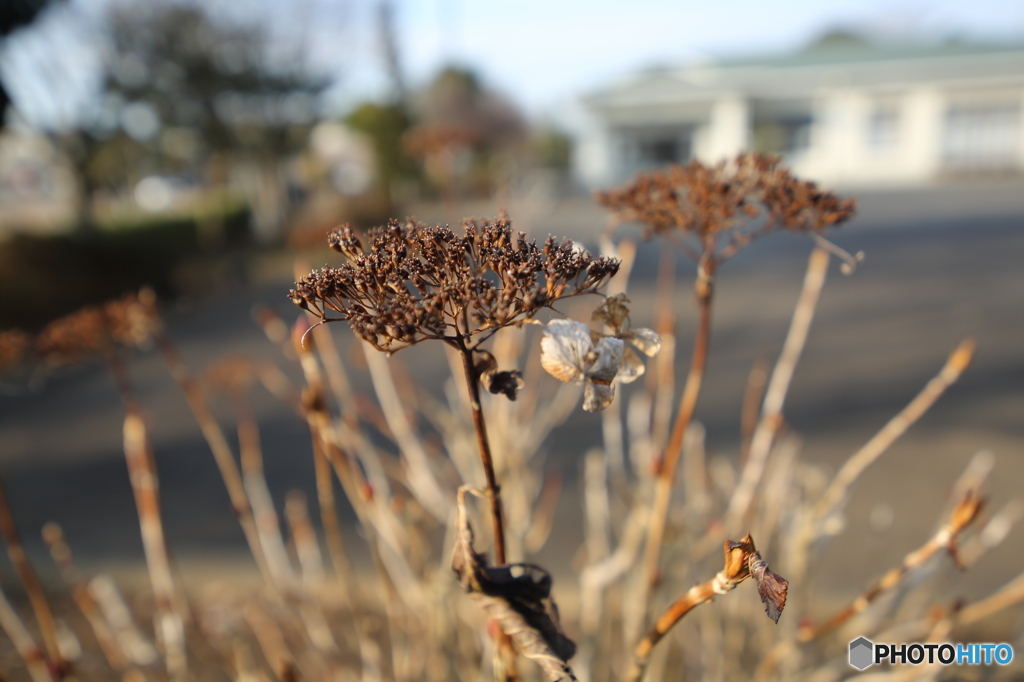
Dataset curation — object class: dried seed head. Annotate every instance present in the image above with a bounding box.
[0,329,32,377]
[35,292,159,366]
[289,217,620,353]
[596,152,855,260]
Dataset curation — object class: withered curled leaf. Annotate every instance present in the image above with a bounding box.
[748,551,789,624]
[453,487,577,681]
[592,293,631,333]
[474,350,524,401]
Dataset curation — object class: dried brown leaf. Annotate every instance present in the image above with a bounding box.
[748,551,789,624]
[453,487,577,681]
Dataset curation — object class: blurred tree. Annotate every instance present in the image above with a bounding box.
[48,1,327,238]
[0,0,56,129]
[345,101,413,197]
[92,2,328,241]
[405,66,526,197]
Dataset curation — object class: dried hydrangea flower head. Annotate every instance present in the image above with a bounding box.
[592,294,662,383]
[35,291,158,366]
[289,217,620,355]
[596,152,856,266]
[540,319,623,412]
[0,329,32,377]
[538,296,662,412]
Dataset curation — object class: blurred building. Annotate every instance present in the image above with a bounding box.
[574,34,1024,188]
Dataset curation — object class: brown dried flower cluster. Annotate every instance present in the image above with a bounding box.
[596,152,855,261]
[0,329,32,376]
[34,291,158,366]
[290,217,620,353]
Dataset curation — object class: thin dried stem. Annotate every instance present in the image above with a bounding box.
[643,255,715,588]
[0,473,64,673]
[41,524,131,672]
[812,339,976,524]
[152,327,275,589]
[284,491,326,587]
[122,412,186,679]
[798,491,983,642]
[0,580,53,682]
[231,389,295,589]
[364,343,450,521]
[457,343,507,565]
[107,353,187,679]
[625,534,786,682]
[957,570,1024,626]
[727,247,830,530]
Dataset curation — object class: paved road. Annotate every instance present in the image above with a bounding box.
[0,182,1021,604]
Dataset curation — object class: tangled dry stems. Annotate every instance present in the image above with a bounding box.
[0,157,1019,682]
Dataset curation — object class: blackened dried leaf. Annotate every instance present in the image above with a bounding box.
[475,350,524,401]
[748,552,789,624]
[484,370,524,401]
[453,488,577,681]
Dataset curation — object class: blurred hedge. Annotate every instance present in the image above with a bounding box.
[0,208,250,330]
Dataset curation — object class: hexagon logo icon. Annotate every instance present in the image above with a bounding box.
[849,637,874,671]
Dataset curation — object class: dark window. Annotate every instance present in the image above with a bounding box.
[640,137,680,164]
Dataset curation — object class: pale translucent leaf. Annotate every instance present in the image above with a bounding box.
[617,346,645,384]
[588,336,624,384]
[540,320,591,383]
[583,381,615,412]
[624,327,662,357]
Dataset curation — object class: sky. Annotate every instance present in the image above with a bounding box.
[3,0,1024,130]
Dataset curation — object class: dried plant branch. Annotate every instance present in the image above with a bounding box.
[0,580,53,682]
[149,316,275,589]
[0,473,64,673]
[727,247,830,530]
[205,357,296,590]
[643,253,714,588]
[798,491,983,642]
[625,534,787,682]
[284,491,326,587]
[812,339,976,525]
[957,570,1024,626]
[457,343,508,564]
[41,524,131,672]
[121,410,188,679]
[364,343,451,522]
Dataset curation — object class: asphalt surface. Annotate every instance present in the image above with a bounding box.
[0,181,1021,606]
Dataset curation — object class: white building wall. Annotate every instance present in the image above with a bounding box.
[571,106,616,187]
[900,87,945,182]
[699,97,749,162]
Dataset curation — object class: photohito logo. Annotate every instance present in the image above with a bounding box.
[849,637,1014,671]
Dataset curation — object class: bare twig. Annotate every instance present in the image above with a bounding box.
[41,523,130,672]
[122,411,187,678]
[797,492,983,642]
[812,340,976,525]
[150,321,274,588]
[727,247,830,530]
[625,534,786,682]
[0,581,53,682]
[0,473,63,672]
[643,254,716,588]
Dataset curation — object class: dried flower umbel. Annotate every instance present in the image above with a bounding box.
[34,292,157,366]
[290,217,620,355]
[292,217,618,676]
[596,152,856,265]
